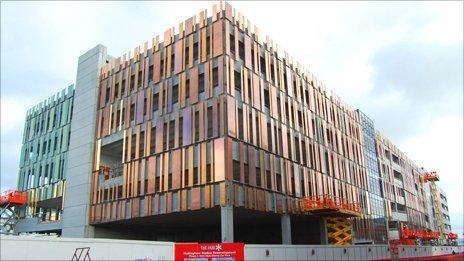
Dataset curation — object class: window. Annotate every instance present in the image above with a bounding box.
[130,75,135,92]
[195,110,200,142]
[287,132,292,159]
[130,103,135,122]
[244,162,249,184]
[184,169,189,187]
[143,98,147,117]
[234,71,241,92]
[185,46,190,65]
[179,117,183,146]
[138,71,142,87]
[172,84,179,104]
[212,67,218,87]
[160,58,165,76]
[193,42,199,61]
[256,167,261,187]
[206,35,210,57]
[267,123,272,151]
[301,140,307,165]
[150,126,156,153]
[260,56,266,76]
[230,32,235,55]
[294,137,300,162]
[185,79,190,99]
[198,73,205,94]
[206,164,212,182]
[122,79,126,95]
[238,40,245,61]
[248,113,253,143]
[42,141,47,155]
[163,122,168,150]
[270,63,275,83]
[170,53,175,73]
[237,108,244,140]
[152,92,159,112]
[121,108,125,126]
[264,88,270,109]
[169,120,175,148]
[115,83,120,98]
[139,131,145,157]
[148,65,153,82]
[116,109,121,128]
[233,160,240,181]
[207,106,213,138]
[184,152,189,186]
[105,87,110,104]
[276,172,282,192]
[155,177,160,192]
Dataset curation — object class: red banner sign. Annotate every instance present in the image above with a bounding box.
[174,243,244,261]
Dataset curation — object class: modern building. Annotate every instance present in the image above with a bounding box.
[13,2,452,245]
[15,85,74,234]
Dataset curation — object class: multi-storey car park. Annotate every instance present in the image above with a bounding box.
[2,1,457,247]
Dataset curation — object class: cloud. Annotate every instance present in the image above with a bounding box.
[364,38,463,143]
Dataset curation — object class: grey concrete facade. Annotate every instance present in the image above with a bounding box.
[221,206,234,242]
[15,218,62,234]
[281,214,292,244]
[61,45,107,238]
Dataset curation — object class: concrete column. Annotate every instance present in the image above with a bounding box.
[320,218,328,245]
[62,45,108,238]
[281,214,292,244]
[221,206,234,242]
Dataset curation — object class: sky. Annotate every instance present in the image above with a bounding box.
[1,1,463,237]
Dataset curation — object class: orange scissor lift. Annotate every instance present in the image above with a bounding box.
[422,171,447,245]
[400,224,440,245]
[301,195,361,245]
[447,232,459,246]
[0,190,28,235]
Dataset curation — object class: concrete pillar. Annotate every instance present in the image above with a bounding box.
[281,214,292,244]
[320,218,328,245]
[221,206,234,242]
[62,45,108,238]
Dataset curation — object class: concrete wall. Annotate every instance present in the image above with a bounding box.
[0,236,173,261]
[397,245,464,259]
[2,236,462,261]
[245,244,390,261]
[15,218,61,234]
[61,45,107,238]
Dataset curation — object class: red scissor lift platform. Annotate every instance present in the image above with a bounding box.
[0,190,28,207]
[0,190,28,235]
[400,225,440,244]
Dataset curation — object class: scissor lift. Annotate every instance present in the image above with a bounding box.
[301,195,361,245]
[447,232,458,246]
[422,172,446,245]
[0,190,28,235]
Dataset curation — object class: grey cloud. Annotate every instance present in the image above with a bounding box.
[363,38,463,142]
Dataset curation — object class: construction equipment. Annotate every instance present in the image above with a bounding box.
[301,195,361,245]
[0,190,28,235]
[447,232,458,246]
[422,171,446,245]
[301,195,361,217]
[400,222,440,241]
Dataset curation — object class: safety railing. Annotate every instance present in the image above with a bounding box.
[0,190,28,206]
[301,194,361,216]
